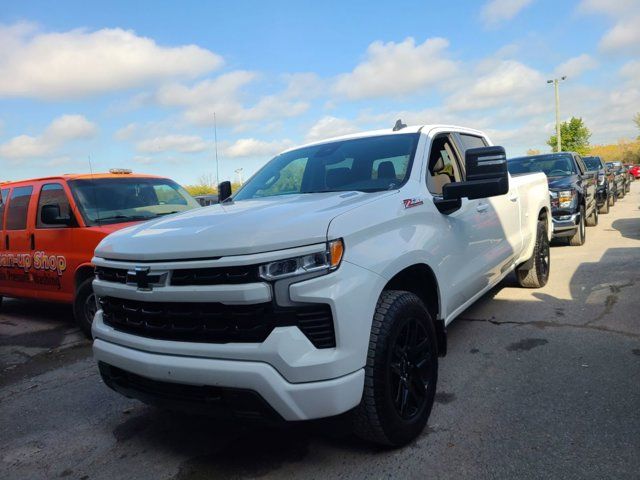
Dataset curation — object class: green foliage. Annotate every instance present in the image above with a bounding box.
[184,181,243,197]
[589,139,640,165]
[546,117,591,155]
[634,112,640,139]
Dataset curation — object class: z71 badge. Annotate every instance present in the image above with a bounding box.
[403,198,424,209]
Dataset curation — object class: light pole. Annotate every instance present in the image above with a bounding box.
[547,76,566,152]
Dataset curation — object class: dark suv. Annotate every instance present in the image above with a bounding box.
[583,156,614,213]
[508,152,597,246]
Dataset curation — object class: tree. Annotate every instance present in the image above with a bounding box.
[526,148,541,155]
[634,112,640,139]
[546,117,591,155]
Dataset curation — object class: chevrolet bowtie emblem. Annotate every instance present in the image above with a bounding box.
[134,266,152,291]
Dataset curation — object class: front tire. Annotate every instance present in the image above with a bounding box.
[599,197,610,214]
[569,206,586,246]
[516,220,550,288]
[608,192,615,207]
[353,291,438,447]
[73,277,96,338]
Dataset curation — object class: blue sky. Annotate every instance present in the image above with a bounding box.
[1,0,639,186]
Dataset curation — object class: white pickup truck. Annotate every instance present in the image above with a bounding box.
[91,124,551,446]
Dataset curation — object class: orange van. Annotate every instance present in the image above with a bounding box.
[0,170,199,336]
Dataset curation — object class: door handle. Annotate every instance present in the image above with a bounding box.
[30,234,35,250]
[476,203,489,213]
[509,195,518,202]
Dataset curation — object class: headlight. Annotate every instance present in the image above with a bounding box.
[555,190,576,208]
[259,239,344,280]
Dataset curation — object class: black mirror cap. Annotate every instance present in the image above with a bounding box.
[465,146,508,182]
[41,204,71,225]
[218,181,232,202]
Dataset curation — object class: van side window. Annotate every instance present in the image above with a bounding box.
[37,183,71,228]
[6,186,33,230]
[426,135,463,196]
[0,188,8,230]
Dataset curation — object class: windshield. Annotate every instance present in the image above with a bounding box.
[234,134,420,200]
[69,177,200,225]
[582,156,602,171]
[508,153,577,177]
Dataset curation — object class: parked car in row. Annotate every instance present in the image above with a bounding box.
[91,123,552,447]
[629,164,640,180]
[0,170,200,335]
[583,155,615,214]
[508,152,597,246]
[606,161,628,199]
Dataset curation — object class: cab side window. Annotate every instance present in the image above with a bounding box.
[426,135,463,196]
[574,155,586,174]
[458,134,487,151]
[0,188,8,230]
[6,186,33,230]
[37,183,71,228]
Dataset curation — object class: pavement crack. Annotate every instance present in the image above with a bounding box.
[458,317,640,339]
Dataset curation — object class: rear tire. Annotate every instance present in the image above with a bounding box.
[599,197,610,214]
[352,291,438,447]
[569,206,586,246]
[73,277,96,338]
[516,220,550,288]
[586,205,598,227]
[608,193,615,207]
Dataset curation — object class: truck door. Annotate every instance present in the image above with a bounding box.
[1,185,36,298]
[454,133,523,282]
[575,155,596,215]
[426,133,496,314]
[32,182,75,302]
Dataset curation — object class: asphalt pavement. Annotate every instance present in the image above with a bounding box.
[1,185,639,480]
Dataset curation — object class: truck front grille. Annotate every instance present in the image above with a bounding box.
[100,297,335,348]
[95,265,260,286]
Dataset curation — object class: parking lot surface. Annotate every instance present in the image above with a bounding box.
[1,186,639,480]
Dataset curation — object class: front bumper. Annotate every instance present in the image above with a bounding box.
[94,339,364,421]
[552,212,580,238]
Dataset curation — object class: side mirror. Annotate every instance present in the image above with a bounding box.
[218,181,232,202]
[41,204,71,225]
[444,146,509,201]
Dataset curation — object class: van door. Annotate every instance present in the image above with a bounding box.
[32,182,75,302]
[1,185,36,298]
[0,187,10,292]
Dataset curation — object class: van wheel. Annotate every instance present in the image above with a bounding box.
[516,220,550,288]
[586,205,598,227]
[73,277,96,338]
[569,206,586,246]
[599,198,610,214]
[352,291,438,447]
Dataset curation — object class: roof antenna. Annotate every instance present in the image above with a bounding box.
[392,119,407,131]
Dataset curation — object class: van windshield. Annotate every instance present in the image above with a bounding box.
[234,134,420,200]
[69,177,199,226]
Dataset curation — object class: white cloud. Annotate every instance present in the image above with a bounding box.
[333,37,458,100]
[0,23,222,99]
[555,54,598,78]
[224,138,293,158]
[578,1,640,52]
[135,134,209,154]
[114,123,139,141]
[305,116,360,142]
[481,0,534,26]
[155,71,309,127]
[0,114,97,160]
[446,60,544,111]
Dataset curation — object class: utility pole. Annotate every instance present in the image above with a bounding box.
[547,76,566,152]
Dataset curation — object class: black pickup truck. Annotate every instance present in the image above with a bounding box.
[508,152,597,246]
[583,155,615,213]
[606,161,628,199]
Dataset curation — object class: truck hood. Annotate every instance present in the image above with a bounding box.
[547,175,578,191]
[94,191,391,261]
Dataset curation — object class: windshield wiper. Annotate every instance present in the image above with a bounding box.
[154,211,181,217]
[95,215,155,223]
